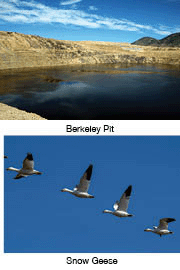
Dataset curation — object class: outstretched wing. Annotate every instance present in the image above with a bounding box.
[14,173,28,179]
[22,153,34,170]
[158,218,176,230]
[75,164,93,193]
[114,185,132,211]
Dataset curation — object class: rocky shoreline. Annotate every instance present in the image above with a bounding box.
[0,103,46,120]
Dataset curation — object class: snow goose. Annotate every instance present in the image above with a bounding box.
[144,218,176,237]
[103,185,133,217]
[61,164,94,198]
[6,152,42,179]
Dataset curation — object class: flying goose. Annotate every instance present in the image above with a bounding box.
[61,164,94,198]
[6,152,42,179]
[103,185,133,217]
[144,218,176,237]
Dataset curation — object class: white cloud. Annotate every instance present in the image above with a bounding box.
[89,6,98,11]
[60,0,82,5]
[0,0,178,36]
[8,0,19,3]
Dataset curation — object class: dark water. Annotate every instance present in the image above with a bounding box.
[0,64,180,119]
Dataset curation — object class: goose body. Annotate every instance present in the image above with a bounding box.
[6,153,42,179]
[61,164,94,198]
[144,218,176,237]
[103,185,133,218]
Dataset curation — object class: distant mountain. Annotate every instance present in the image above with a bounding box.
[132,33,180,47]
[160,33,180,46]
[132,37,160,46]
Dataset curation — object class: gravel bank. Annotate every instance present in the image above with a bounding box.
[0,103,46,120]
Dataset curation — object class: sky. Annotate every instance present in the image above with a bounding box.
[4,135,180,253]
[0,0,180,42]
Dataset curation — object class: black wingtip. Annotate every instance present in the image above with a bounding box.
[125,185,132,197]
[26,153,33,160]
[86,164,93,180]
[14,176,23,180]
[167,218,176,223]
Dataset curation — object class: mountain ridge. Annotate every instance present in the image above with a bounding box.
[132,33,180,47]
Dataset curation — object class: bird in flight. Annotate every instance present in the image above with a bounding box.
[103,185,133,217]
[61,164,94,198]
[144,218,176,237]
[6,152,42,179]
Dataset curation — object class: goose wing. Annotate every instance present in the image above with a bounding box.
[74,164,93,193]
[113,185,132,211]
[158,218,176,230]
[22,153,34,170]
[14,173,27,179]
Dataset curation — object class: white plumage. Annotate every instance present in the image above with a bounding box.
[144,218,176,237]
[61,164,94,198]
[6,153,42,179]
[103,185,133,217]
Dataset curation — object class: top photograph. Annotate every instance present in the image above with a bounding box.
[0,0,179,120]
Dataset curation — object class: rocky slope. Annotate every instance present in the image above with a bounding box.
[0,31,180,69]
[0,103,46,120]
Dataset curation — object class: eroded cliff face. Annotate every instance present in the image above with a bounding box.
[0,31,180,70]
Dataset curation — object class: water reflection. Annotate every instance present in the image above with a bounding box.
[34,81,92,103]
[0,64,180,119]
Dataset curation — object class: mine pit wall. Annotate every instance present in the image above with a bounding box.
[1,52,179,70]
[0,31,180,70]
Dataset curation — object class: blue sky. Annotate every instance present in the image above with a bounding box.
[0,0,180,42]
[4,136,180,253]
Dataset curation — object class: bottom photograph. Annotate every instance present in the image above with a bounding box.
[4,136,180,253]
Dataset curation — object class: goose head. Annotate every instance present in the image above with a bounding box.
[61,188,73,193]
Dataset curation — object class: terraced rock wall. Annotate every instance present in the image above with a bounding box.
[0,31,180,70]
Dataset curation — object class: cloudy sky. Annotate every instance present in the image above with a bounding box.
[0,0,180,43]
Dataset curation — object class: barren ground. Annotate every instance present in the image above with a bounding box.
[0,31,180,70]
[0,103,46,120]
